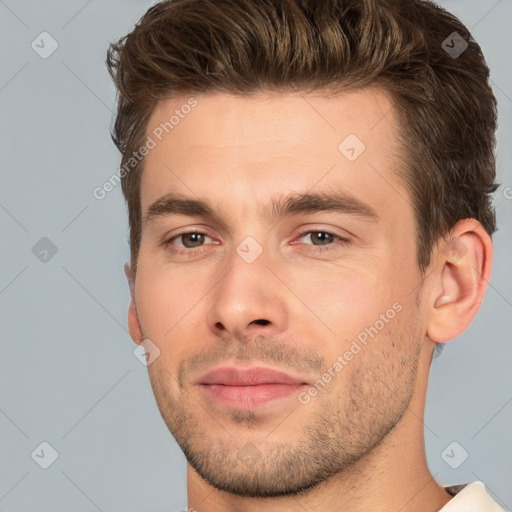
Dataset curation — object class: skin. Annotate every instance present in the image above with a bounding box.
[125,88,493,512]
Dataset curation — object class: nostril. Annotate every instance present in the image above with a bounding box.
[251,319,270,326]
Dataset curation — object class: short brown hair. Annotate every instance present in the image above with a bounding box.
[107,0,499,275]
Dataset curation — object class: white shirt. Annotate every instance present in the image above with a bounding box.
[439,481,507,511]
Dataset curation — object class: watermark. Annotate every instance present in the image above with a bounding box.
[442,238,467,263]
[298,301,403,405]
[338,133,366,162]
[441,32,468,59]
[441,441,469,469]
[32,237,58,263]
[237,442,263,466]
[503,186,512,200]
[236,236,264,263]
[31,32,59,59]
[93,97,198,200]
[31,441,59,469]
[133,338,161,366]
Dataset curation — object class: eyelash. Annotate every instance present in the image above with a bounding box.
[163,229,350,255]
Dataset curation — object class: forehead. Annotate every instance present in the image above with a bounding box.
[140,88,407,222]
[146,87,397,154]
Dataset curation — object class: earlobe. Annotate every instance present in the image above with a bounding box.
[426,220,493,344]
[125,262,143,345]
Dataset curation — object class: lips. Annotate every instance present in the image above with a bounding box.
[197,366,310,409]
[198,367,308,386]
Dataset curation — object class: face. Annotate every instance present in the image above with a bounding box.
[130,88,428,497]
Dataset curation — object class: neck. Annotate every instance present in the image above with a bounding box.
[186,343,453,512]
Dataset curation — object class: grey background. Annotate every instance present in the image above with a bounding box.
[0,1,510,511]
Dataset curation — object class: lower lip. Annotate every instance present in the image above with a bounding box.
[199,383,307,409]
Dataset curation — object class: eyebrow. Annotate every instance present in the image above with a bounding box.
[143,190,379,226]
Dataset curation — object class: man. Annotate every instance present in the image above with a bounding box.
[107,0,505,510]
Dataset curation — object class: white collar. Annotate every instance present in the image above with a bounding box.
[440,481,507,512]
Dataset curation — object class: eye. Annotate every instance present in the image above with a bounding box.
[296,230,349,248]
[162,228,350,256]
[166,230,214,250]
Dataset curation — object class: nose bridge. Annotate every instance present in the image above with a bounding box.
[216,234,270,311]
[207,233,287,338]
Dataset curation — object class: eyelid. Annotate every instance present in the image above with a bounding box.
[162,225,212,240]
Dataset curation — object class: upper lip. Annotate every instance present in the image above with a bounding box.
[197,366,309,386]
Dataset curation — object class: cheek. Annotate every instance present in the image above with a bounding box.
[135,264,216,378]
[135,267,192,342]
[285,263,390,328]
[287,264,415,368]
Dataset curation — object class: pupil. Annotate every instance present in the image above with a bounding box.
[184,233,204,248]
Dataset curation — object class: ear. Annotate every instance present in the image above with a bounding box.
[426,219,493,344]
[125,263,143,345]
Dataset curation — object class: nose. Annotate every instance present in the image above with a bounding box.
[206,245,288,341]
